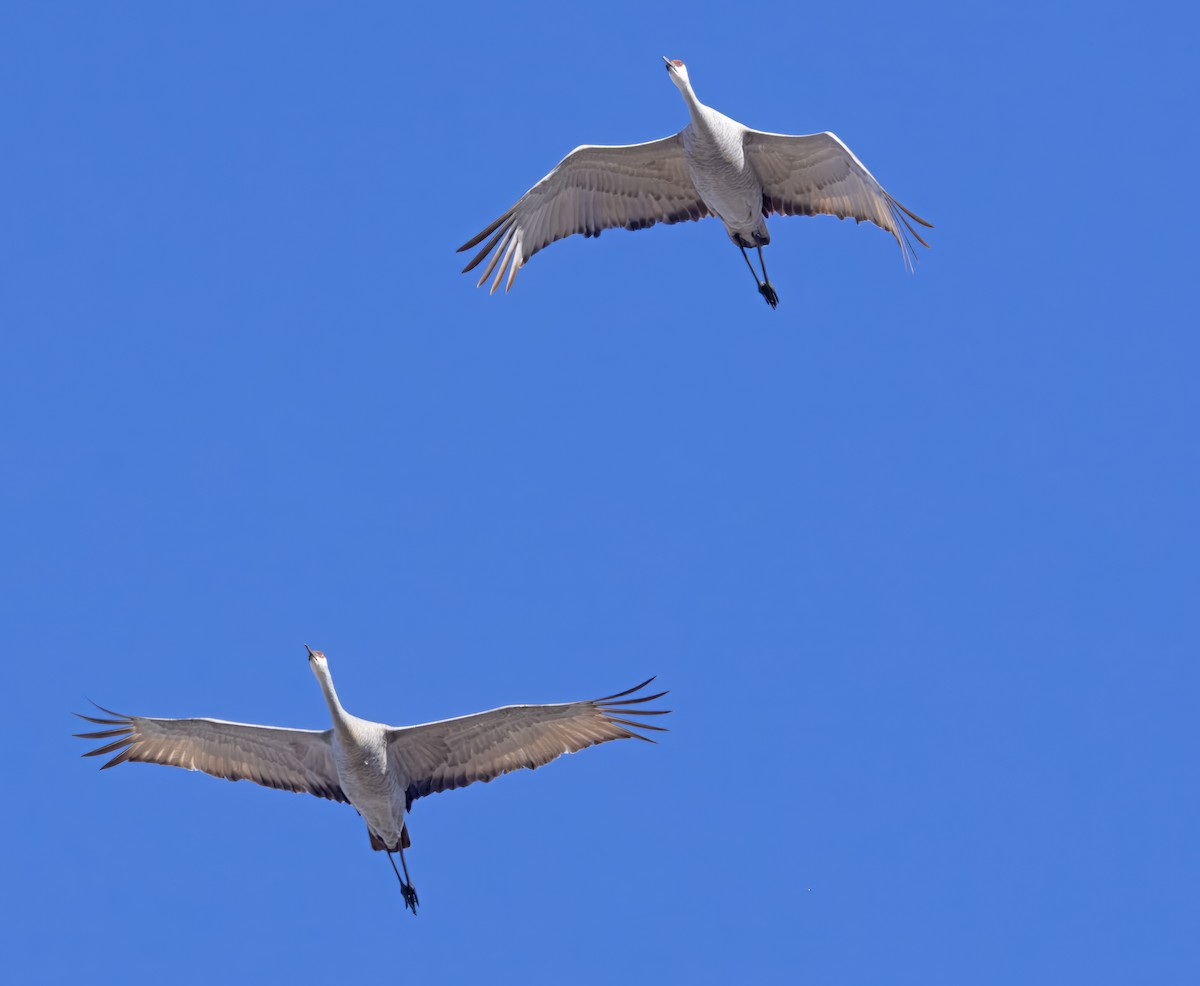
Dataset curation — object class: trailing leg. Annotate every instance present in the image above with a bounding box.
[738,245,779,309]
[755,246,779,309]
[387,850,420,914]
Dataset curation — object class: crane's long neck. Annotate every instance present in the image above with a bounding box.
[675,79,707,127]
[674,78,741,163]
[311,661,354,736]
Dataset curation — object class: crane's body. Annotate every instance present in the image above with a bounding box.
[312,655,410,855]
[75,647,668,914]
[678,96,768,248]
[459,57,932,308]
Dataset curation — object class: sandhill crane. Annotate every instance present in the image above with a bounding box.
[74,647,669,914]
[459,56,932,308]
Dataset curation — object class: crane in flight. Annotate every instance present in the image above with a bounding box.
[75,646,669,914]
[460,57,932,308]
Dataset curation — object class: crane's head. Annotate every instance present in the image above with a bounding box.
[305,644,327,668]
[662,56,690,89]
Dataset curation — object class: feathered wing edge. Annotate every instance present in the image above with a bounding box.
[74,703,170,770]
[762,182,933,273]
[458,206,524,295]
[875,195,933,274]
[588,676,672,740]
[875,195,932,273]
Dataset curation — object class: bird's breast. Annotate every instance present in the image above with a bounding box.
[682,124,763,233]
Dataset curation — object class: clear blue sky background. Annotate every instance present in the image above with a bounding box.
[3,2,1196,983]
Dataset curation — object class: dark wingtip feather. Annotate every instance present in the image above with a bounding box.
[101,747,136,769]
[606,715,669,733]
[461,217,516,274]
[596,677,671,742]
[458,208,516,254]
[894,199,934,229]
[82,737,136,759]
[905,217,931,249]
[74,701,137,767]
[75,700,132,727]
[74,712,125,726]
[88,700,131,719]
[594,677,657,703]
[603,689,669,707]
[73,727,132,739]
[607,708,671,717]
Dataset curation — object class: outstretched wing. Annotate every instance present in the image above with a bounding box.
[744,129,933,270]
[388,678,669,809]
[74,704,348,803]
[458,136,707,294]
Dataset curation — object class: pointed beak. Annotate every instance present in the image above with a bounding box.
[662,56,672,68]
[305,644,316,659]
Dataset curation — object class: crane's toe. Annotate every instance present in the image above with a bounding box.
[402,883,420,914]
[759,282,779,309]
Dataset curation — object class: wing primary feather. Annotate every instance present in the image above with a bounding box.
[490,236,519,294]
[74,713,126,726]
[600,691,669,707]
[76,701,130,722]
[74,726,132,740]
[603,719,660,740]
[458,209,515,253]
[605,715,668,733]
[462,218,515,274]
[897,208,931,248]
[505,242,522,292]
[594,677,658,703]
[81,736,136,758]
[477,227,514,286]
[88,701,130,719]
[102,747,137,770]
[893,199,934,229]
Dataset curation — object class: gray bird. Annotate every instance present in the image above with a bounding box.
[75,647,669,914]
[459,56,932,308]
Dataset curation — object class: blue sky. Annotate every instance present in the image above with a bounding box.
[3,2,1197,983]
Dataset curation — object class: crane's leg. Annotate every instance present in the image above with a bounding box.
[387,850,420,914]
[739,245,779,309]
[756,246,779,309]
[398,845,418,909]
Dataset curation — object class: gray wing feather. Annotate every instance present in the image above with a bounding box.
[744,129,933,270]
[458,136,707,293]
[74,704,348,803]
[388,679,670,810]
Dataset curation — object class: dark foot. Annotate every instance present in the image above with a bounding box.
[759,281,779,309]
[401,882,419,914]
